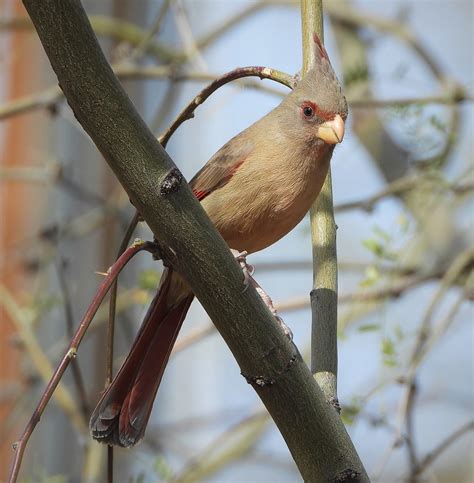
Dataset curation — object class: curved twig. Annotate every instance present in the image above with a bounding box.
[8,240,156,483]
[411,420,474,479]
[158,66,295,147]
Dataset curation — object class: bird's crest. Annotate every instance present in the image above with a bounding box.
[288,31,347,121]
[312,33,330,63]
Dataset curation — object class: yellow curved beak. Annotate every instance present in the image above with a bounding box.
[317,114,345,144]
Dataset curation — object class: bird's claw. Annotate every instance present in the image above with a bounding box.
[275,315,293,340]
[255,286,293,340]
[231,248,292,340]
[231,249,254,291]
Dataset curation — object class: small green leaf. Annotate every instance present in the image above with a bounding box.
[381,337,395,356]
[342,399,363,425]
[429,115,447,133]
[359,265,380,288]
[394,325,404,341]
[34,294,61,314]
[373,226,392,242]
[358,323,380,332]
[130,473,145,483]
[362,238,385,257]
[381,337,398,367]
[154,453,174,480]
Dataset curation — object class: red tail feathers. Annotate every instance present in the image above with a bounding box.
[90,268,193,447]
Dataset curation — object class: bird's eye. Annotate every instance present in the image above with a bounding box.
[303,106,314,118]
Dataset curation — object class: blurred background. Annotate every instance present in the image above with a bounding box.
[0,0,473,481]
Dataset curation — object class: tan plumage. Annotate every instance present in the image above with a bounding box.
[90,33,348,447]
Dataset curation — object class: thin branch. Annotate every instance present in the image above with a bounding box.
[7,240,156,483]
[0,286,86,434]
[275,269,445,313]
[408,246,474,369]
[172,0,207,70]
[335,177,474,213]
[127,0,173,62]
[411,420,474,478]
[158,66,295,147]
[172,411,270,483]
[0,161,60,182]
[349,91,473,108]
[324,2,450,82]
[194,1,267,53]
[1,62,469,122]
[55,258,90,419]
[105,211,140,483]
[0,65,287,122]
[0,85,63,120]
[173,321,215,354]
[375,248,474,480]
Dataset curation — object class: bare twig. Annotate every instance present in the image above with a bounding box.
[335,177,474,213]
[172,411,270,482]
[105,211,140,483]
[407,246,474,370]
[7,240,156,483]
[374,248,474,480]
[173,321,215,354]
[127,0,173,62]
[1,63,469,122]
[0,161,61,182]
[0,85,63,120]
[411,420,474,479]
[0,286,86,434]
[172,0,207,70]
[158,66,295,147]
[55,259,90,419]
[275,269,447,314]
[349,91,473,108]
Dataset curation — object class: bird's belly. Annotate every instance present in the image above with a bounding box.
[202,174,324,254]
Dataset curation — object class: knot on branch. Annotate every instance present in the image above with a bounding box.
[330,396,341,413]
[242,374,275,387]
[334,468,362,482]
[241,353,298,388]
[160,168,183,195]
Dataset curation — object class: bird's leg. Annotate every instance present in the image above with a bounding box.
[231,249,293,340]
[231,250,254,289]
[253,281,293,340]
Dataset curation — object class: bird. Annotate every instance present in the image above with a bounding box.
[90,33,348,447]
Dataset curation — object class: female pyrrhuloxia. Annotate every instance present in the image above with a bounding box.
[90,33,348,447]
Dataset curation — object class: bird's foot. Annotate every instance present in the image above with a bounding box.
[230,248,292,340]
[254,286,293,340]
[231,249,255,290]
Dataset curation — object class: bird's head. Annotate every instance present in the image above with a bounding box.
[284,33,348,148]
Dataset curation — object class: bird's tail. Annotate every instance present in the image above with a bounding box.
[89,268,193,447]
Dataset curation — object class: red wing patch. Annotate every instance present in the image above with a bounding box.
[193,189,210,201]
[192,158,246,202]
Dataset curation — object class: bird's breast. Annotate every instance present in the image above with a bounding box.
[201,145,332,254]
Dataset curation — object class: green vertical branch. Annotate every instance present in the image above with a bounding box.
[301,0,339,407]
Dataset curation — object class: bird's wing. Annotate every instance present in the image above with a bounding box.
[189,132,254,201]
